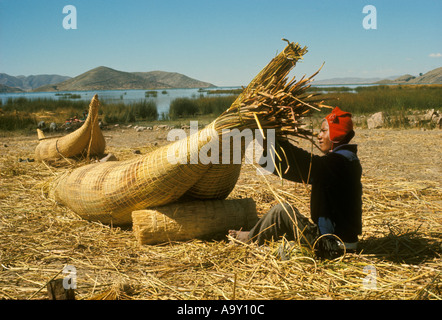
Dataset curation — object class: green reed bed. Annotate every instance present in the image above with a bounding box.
[316,84,442,116]
[169,95,237,119]
[0,98,87,132]
[1,85,440,131]
[0,112,37,131]
[2,97,88,114]
[101,100,158,124]
[0,97,159,130]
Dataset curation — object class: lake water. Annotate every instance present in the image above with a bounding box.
[0,84,377,115]
[0,87,242,116]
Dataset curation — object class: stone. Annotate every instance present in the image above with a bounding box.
[424,109,435,121]
[100,153,118,162]
[49,122,57,132]
[367,112,385,129]
[37,121,46,129]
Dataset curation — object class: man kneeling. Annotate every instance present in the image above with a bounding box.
[229,107,363,260]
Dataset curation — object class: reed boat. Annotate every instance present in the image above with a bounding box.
[48,40,329,225]
[35,94,105,162]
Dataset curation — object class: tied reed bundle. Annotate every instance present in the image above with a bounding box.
[179,40,329,198]
[214,39,329,138]
[48,40,327,225]
[132,198,258,245]
[34,94,106,163]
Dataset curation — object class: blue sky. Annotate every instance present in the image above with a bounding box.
[0,0,441,86]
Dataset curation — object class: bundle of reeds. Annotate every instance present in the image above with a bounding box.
[48,40,328,225]
[132,198,258,245]
[187,40,329,196]
[214,39,328,138]
[35,94,106,163]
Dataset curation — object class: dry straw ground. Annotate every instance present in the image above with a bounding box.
[0,126,441,300]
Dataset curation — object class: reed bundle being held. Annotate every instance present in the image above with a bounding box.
[215,39,328,138]
[35,94,106,163]
[48,40,328,226]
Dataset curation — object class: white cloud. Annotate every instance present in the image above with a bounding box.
[429,53,442,58]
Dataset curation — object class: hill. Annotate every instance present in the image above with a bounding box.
[313,67,442,85]
[409,67,442,84]
[312,76,395,85]
[33,67,215,92]
[0,83,24,93]
[0,73,71,91]
[375,67,442,84]
[133,70,214,89]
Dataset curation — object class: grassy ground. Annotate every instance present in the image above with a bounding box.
[0,125,440,300]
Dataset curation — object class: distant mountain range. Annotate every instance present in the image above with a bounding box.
[312,67,442,85]
[33,67,215,92]
[312,76,395,85]
[0,73,71,92]
[1,66,440,93]
[0,83,24,93]
[374,67,442,85]
[0,67,215,92]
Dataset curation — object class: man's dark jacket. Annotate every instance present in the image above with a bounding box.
[269,139,363,243]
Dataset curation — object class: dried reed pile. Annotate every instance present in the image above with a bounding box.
[34,94,105,163]
[0,128,440,300]
[47,40,329,225]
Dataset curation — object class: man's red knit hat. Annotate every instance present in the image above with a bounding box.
[325,107,354,143]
